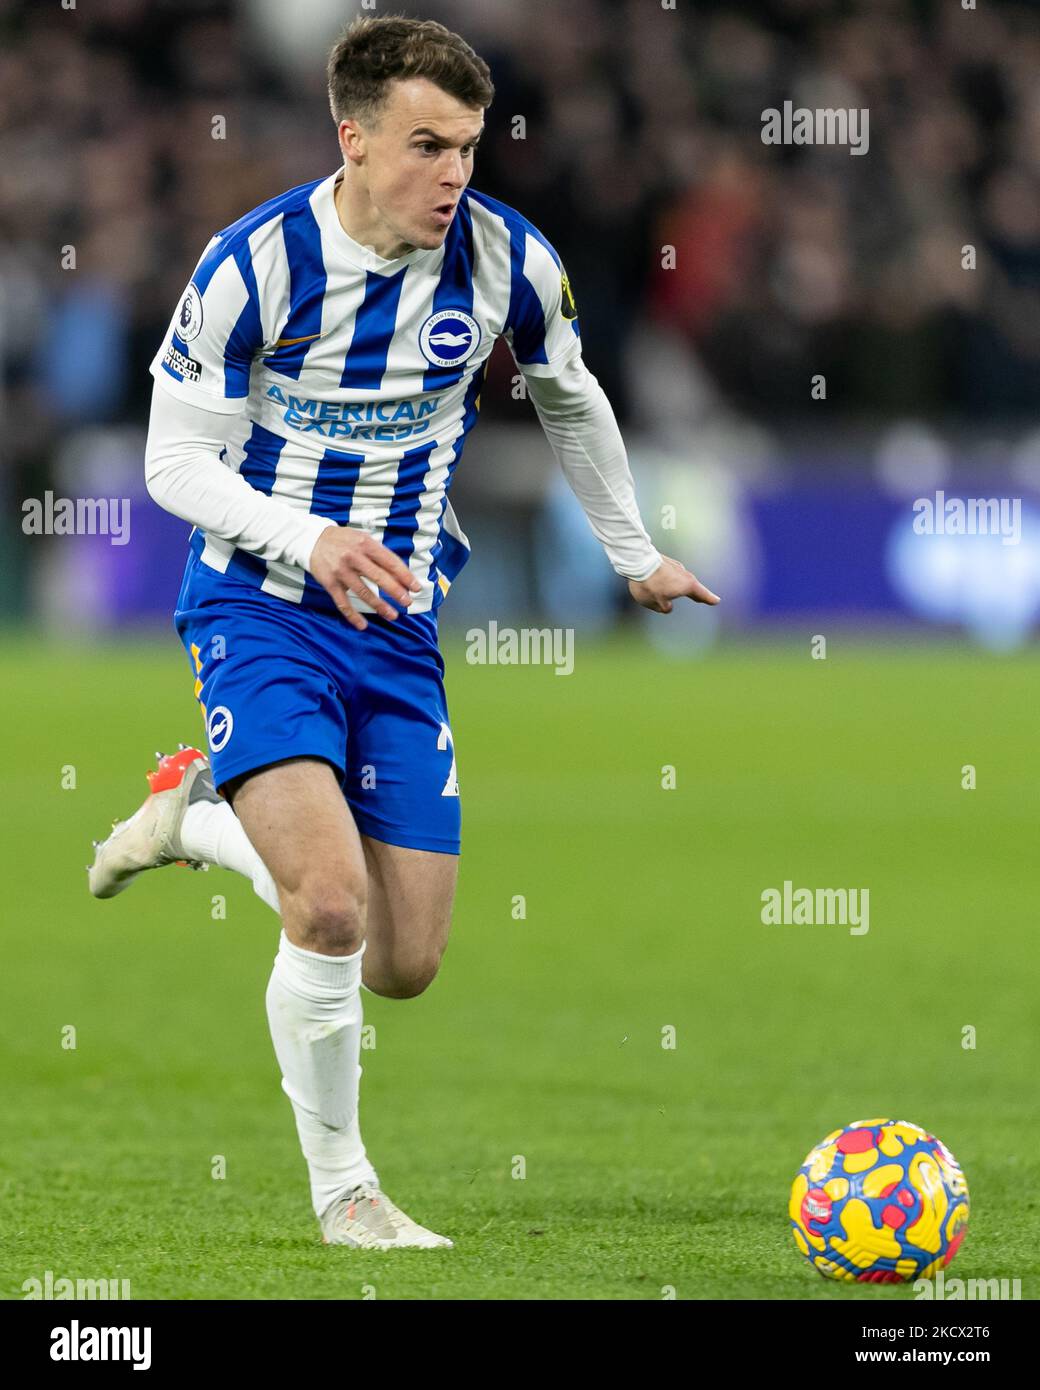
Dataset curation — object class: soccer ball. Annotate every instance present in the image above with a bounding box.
[789,1119,969,1283]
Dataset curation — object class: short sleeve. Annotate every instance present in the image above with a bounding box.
[505,226,583,379]
[149,235,264,413]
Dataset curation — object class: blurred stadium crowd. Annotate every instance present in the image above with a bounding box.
[2,0,1039,639]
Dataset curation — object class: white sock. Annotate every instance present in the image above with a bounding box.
[180,799,280,914]
[265,929,379,1218]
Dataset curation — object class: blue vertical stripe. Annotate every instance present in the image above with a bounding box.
[262,202,327,380]
[224,242,264,397]
[223,422,286,587]
[505,220,550,367]
[428,363,485,600]
[364,440,443,615]
[224,546,269,587]
[308,445,366,523]
[238,421,286,494]
[301,444,367,609]
[339,268,408,389]
[380,440,438,578]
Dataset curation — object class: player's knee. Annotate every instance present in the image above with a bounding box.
[288,881,367,955]
[370,947,443,999]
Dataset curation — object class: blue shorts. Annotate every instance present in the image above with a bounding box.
[173,549,461,855]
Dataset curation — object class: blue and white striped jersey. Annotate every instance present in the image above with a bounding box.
[150,167,582,613]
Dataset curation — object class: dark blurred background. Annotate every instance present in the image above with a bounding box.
[3,0,1040,648]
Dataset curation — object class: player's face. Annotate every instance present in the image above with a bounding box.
[340,78,484,255]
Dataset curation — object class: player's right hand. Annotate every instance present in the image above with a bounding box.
[309,525,422,630]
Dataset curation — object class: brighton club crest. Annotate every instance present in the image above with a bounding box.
[418,309,481,368]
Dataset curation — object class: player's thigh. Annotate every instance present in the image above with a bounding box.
[360,835,459,998]
[177,588,367,953]
[227,758,368,955]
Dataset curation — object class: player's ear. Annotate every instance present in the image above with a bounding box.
[339,119,365,164]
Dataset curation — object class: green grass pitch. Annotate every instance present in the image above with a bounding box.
[1,633,1036,1300]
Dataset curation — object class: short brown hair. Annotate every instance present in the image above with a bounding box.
[327,14,494,128]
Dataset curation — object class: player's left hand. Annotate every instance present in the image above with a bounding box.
[627,555,720,613]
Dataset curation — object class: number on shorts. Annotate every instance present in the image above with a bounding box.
[437,721,458,797]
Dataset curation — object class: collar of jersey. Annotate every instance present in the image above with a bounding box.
[317,170,442,275]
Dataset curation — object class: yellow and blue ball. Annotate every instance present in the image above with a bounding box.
[789,1119,969,1282]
